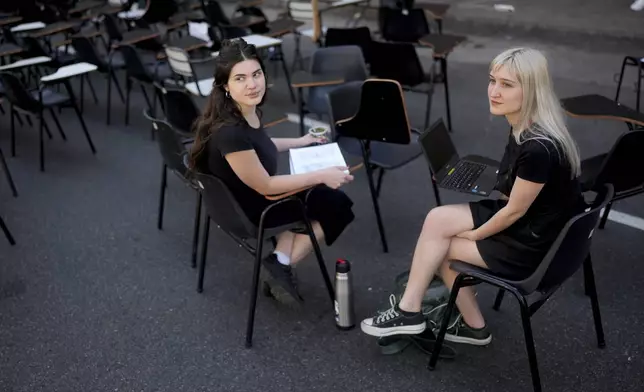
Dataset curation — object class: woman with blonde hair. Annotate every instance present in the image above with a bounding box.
[360,47,583,345]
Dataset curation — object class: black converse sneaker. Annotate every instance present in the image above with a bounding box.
[444,317,492,346]
[361,295,427,337]
[261,254,303,303]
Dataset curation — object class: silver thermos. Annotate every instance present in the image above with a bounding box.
[334,259,355,330]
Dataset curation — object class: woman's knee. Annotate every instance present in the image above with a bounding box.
[422,204,474,238]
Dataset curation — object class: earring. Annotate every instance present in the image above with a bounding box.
[225,91,230,98]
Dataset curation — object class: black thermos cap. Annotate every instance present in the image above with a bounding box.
[336,259,351,273]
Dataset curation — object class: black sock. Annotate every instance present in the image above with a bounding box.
[397,305,420,317]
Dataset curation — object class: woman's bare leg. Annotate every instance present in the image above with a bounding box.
[289,222,324,264]
[398,204,476,312]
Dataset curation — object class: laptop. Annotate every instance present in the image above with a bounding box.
[419,119,499,196]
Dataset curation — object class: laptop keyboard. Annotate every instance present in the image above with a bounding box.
[442,161,486,190]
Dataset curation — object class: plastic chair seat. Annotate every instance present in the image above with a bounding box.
[145,62,173,83]
[30,88,70,107]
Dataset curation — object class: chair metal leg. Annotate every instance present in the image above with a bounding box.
[62,81,96,155]
[615,57,629,102]
[191,191,202,269]
[157,164,167,230]
[440,58,453,132]
[298,198,335,305]
[637,62,643,112]
[196,216,211,293]
[48,109,67,141]
[277,46,296,103]
[516,293,542,392]
[0,214,16,245]
[598,202,612,229]
[110,69,126,103]
[42,118,53,139]
[125,77,132,125]
[493,289,505,311]
[86,74,99,104]
[10,106,16,157]
[80,73,85,113]
[24,114,32,127]
[424,87,434,131]
[428,273,463,370]
[0,147,18,197]
[362,144,388,253]
[245,222,266,348]
[583,255,606,348]
[297,87,305,136]
[39,109,45,172]
[430,175,442,206]
[375,167,385,198]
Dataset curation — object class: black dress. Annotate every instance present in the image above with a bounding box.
[199,121,354,245]
[470,128,584,280]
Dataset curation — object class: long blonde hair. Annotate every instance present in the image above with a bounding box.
[490,48,580,178]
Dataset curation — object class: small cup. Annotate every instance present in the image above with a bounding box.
[309,127,330,143]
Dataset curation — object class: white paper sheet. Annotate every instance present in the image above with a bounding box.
[289,143,347,175]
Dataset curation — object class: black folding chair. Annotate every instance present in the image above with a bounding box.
[327,78,423,253]
[117,44,172,125]
[369,41,434,130]
[614,55,643,112]
[143,109,202,268]
[428,184,614,392]
[292,45,368,136]
[195,173,334,347]
[71,35,127,123]
[578,130,644,229]
[324,26,373,65]
[378,6,431,43]
[155,84,200,136]
[0,71,96,171]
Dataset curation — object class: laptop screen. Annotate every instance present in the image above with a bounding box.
[419,120,458,174]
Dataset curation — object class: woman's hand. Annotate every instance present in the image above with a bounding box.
[318,166,353,189]
[456,230,481,241]
[299,133,328,147]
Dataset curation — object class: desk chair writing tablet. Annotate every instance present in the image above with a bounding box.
[561,94,644,130]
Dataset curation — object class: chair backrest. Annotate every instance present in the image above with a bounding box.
[0,72,40,113]
[287,0,322,42]
[369,41,426,86]
[325,80,363,141]
[117,44,152,81]
[21,36,50,58]
[334,79,412,144]
[143,109,191,179]
[592,130,644,193]
[324,27,373,64]
[158,85,201,135]
[71,36,106,70]
[234,5,269,34]
[204,0,231,26]
[309,45,367,82]
[197,172,257,239]
[164,46,195,78]
[103,13,124,42]
[379,6,430,42]
[515,184,614,293]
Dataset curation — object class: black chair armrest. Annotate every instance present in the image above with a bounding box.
[449,260,517,290]
[290,71,345,88]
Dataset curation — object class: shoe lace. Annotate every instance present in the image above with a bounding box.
[374,294,400,325]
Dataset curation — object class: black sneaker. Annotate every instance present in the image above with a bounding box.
[361,295,427,337]
[444,318,492,346]
[261,254,303,303]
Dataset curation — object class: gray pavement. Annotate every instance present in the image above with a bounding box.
[1,3,644,392]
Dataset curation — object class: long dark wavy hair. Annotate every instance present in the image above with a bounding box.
[189,38,267,171]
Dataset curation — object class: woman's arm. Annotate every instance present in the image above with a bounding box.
[271,134,322,152]
[225,149,347,195]
[470,177,544,240]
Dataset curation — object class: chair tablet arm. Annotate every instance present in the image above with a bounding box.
[264,163,364,201]
[263,116,288,128]
[290,71,345,88]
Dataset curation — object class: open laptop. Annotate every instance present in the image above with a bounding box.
[419,119,499,196]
